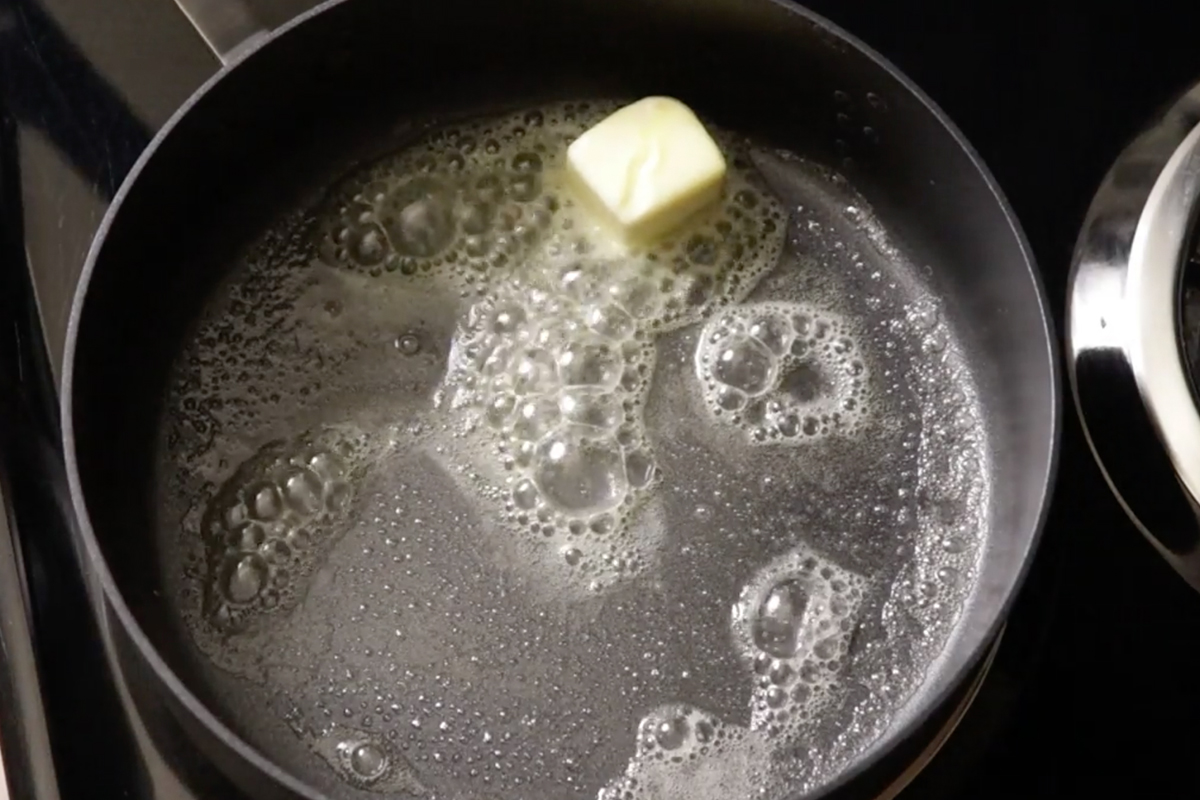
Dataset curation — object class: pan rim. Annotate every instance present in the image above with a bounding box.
[60,1,1062,798]
[757,2,1060,796]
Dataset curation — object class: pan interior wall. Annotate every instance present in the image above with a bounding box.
[67,0,1054,798]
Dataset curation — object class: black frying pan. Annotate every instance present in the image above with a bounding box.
[60,0,1059,798]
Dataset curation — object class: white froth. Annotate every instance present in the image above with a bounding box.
[310,726,425,794]
[329,100,791,594]
[155,99,994,800]
[695,302,870,444]
[181,424,389,671]
[730,544,867,736]
[602,711,775,800]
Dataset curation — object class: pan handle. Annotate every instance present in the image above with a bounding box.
[172,0,271,66]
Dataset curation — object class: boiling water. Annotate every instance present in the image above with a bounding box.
[156,101,989,800]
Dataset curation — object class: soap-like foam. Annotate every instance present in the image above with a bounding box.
[179,424,388,670]
[310,726,425,794]
[185,100,791,625]
[312,100,790,593]
[154,100,994,800]
[695,302,870,444]
[601,710,774,800]
[731,544,867,736]
[313,101,786,319]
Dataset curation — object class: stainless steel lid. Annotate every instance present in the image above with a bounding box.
[1069,81,1200,591]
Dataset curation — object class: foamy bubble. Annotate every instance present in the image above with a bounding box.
[602,711,775,800]
[307,100,789,593]
[696,302,870,443]
[634,704,724,759]
[192,425,376,644]
[732,543,867,735]
[310,727,425,794]
[156,97,996,800]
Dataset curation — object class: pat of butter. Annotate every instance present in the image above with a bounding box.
[566,97,726,245]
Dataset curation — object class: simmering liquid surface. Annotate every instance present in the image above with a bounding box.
[156,101,990,800]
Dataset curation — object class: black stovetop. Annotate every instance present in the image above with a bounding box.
[3,1,1200,799]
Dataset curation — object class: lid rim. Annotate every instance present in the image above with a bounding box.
[1068,80,1200,590]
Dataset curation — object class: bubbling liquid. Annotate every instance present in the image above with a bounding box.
[733,546,868,735]
[696,302,870,443]
[310,726,425,794]
[312,100,790,592]
[198,426,375,636]
[156,100,991,800]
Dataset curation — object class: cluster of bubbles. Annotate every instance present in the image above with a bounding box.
[310,727,425,794]
[197,426,370,635]
[313,100,785,310]
[437,270,661,582]
[601,545,865,800]
[732,545,866,735]
[316,137,557,284]
[160,211,334,477]
[601,707,772,800]
[306,100,788,588]
[633,704,724,761]
[155,99,999,800]
[695,302,870,443]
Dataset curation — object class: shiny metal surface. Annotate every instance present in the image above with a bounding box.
[0,478,61,800]
[1069,82,1200,591]
[173,0,268,65]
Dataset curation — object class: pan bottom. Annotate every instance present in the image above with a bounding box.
[152,101,992,800]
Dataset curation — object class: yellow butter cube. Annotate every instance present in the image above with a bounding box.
[566,97,727,246]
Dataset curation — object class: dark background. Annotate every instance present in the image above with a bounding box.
[3,1,1200,798]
